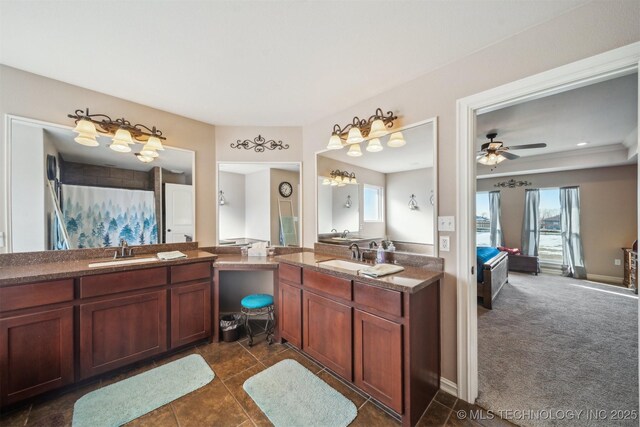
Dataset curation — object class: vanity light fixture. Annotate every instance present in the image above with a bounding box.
[68,108,166,162]
[345,195,352,208]
[408,194,418,210]
[218,191,226,206]
[326,108,398,155]
[322,170,357,186]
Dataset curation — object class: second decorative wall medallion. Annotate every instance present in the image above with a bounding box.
[231,135,289,152]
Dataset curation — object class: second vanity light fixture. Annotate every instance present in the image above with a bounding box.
[322,169,357,187]
[68,108,166,163]
[326,108,406,156]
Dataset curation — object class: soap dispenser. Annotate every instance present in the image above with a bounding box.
[376,244,385,264]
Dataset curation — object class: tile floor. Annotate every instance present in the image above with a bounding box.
[0,334,514,427]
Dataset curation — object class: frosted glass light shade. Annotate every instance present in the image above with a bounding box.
[347,143,363,157]
[346,127,364,144]
[113,128,134,145]
[73,119,98,137]
[330,180,338,186]
[141,144,159,158]
[327,134,343,150]
[322,178,331,185]
[74,133,99,147]
[110,139,132,153]
[368,119,387,138]
[366,138,383,152]
[350,177,357,184]
[135,153,154,163]
[146,136,165,151]
[387,132,406,148]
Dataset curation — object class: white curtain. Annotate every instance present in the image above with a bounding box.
[560,186,587,279]
[489,191,504,247]
[521,189,540,256]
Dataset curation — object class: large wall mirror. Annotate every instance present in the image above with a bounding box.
[316,118,437,255]
[5,116,196,253]
[217,162,301,247]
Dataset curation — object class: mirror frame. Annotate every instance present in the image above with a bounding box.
[3,114,197,253]
[215,161,304,246]
[314,116,438,256]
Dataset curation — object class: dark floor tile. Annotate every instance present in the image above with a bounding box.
[222,364,272,426]
[172,380,248,427]
[0,405,31,427]
[351,401,400,426]
[239,335,288,361]
[417,400,452,427]
[261,348,322,374]
[99,362,157,387]
[445,400,483,427]
[27,381,100,426]
[317,370,368,409]
[124,405,178,427]
[27,409,71,427]
[434,390,458,409]
[154,345,199,366]
[471,408,517,427]
[197,341,259,380]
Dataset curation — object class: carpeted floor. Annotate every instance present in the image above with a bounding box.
[477,272,638,427]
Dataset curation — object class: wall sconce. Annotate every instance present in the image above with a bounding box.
[408,194,418,210]
[218,191,226,206]
[345,195,352,208]
[68,108,166,163]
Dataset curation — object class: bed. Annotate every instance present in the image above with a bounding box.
[477,247,509,309]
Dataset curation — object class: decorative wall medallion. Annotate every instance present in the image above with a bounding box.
[494,179,532,188]
[231,135,290,152]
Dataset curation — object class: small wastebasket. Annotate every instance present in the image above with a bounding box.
[220,313,243,342]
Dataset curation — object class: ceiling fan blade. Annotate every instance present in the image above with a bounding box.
[500,151,520,160]
[507,143,547,150]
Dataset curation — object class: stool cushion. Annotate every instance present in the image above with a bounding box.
[241,294,274,309]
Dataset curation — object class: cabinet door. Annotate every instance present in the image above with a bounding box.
[170,282,211,348]
[0,307,74,405]
[79,291,167,379]
[303,291,352,380]
[279,281,302,348]
[354,309,403,412]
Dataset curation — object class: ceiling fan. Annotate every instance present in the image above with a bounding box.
[476,132,547,166]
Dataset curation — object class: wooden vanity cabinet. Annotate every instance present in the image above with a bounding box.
[279,281,302,348]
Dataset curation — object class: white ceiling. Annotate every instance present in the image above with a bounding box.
[476,73,638,160]
[218,162,299,175]
[0,1,588,126]
[43,126,194,174]
[319,121,434,174]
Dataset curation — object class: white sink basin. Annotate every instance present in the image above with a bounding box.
[318,259,365,273]
[331,237,361,242]
[88,257,159,268]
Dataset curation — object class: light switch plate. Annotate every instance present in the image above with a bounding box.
[614,259,621,266]
[439,236,450,252]
[438,216,455,232]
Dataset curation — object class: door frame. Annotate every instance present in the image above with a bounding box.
[455,42,640,403]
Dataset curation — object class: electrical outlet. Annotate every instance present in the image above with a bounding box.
[438,216,455,232]
[614,259,621,266]
[439,235,450,252]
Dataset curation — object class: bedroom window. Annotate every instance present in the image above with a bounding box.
[363,184,384,222]
[538,187,562,264]
[476,192,491,246]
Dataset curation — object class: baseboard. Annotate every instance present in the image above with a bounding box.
[440,377,458,397]
[586,274,623,285]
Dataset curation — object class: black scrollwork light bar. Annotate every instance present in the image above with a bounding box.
[67,108,166,142]
[331,108,397,140]
[494,179,532,188]
[231,135,290,152]
[330,169,357,182]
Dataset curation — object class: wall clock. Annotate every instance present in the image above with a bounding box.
[279,181,293,198]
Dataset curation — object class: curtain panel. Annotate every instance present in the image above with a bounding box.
[560,186,587,279]
[522,189,540,256]
[489,191,504,247]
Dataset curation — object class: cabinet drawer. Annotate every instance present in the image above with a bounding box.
[354,282,402,318]
[303,269,352,301]
[80,267,167,298]
[0,279,74,312]
[279,263,302,284]
[170,262,211,283]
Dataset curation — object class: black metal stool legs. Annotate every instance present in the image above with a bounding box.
[241,304,275,347]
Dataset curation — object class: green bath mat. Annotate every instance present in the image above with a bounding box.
[72,354,214,427]
[243,359,357,427]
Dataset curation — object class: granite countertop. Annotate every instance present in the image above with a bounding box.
[0,250,217,286]
[213,254,279,269]
[275,252,443,294]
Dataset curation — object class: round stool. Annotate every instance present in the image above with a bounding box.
[240,294,275,346]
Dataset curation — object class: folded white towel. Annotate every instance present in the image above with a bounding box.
[157,251,187,260]
[360,264,405,278]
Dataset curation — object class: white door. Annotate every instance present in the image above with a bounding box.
[164,183,194,243]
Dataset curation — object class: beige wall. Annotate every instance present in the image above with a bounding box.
[302,2,640,381]
[0,65,217,250]
[478,165,638,279]
[215,125,302,163]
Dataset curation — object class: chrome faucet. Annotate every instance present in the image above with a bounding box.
[114,239,135,259]
[348,243,362,261]
[341,229,350,238]
[369,241,378,249]
[331,228,338,233]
